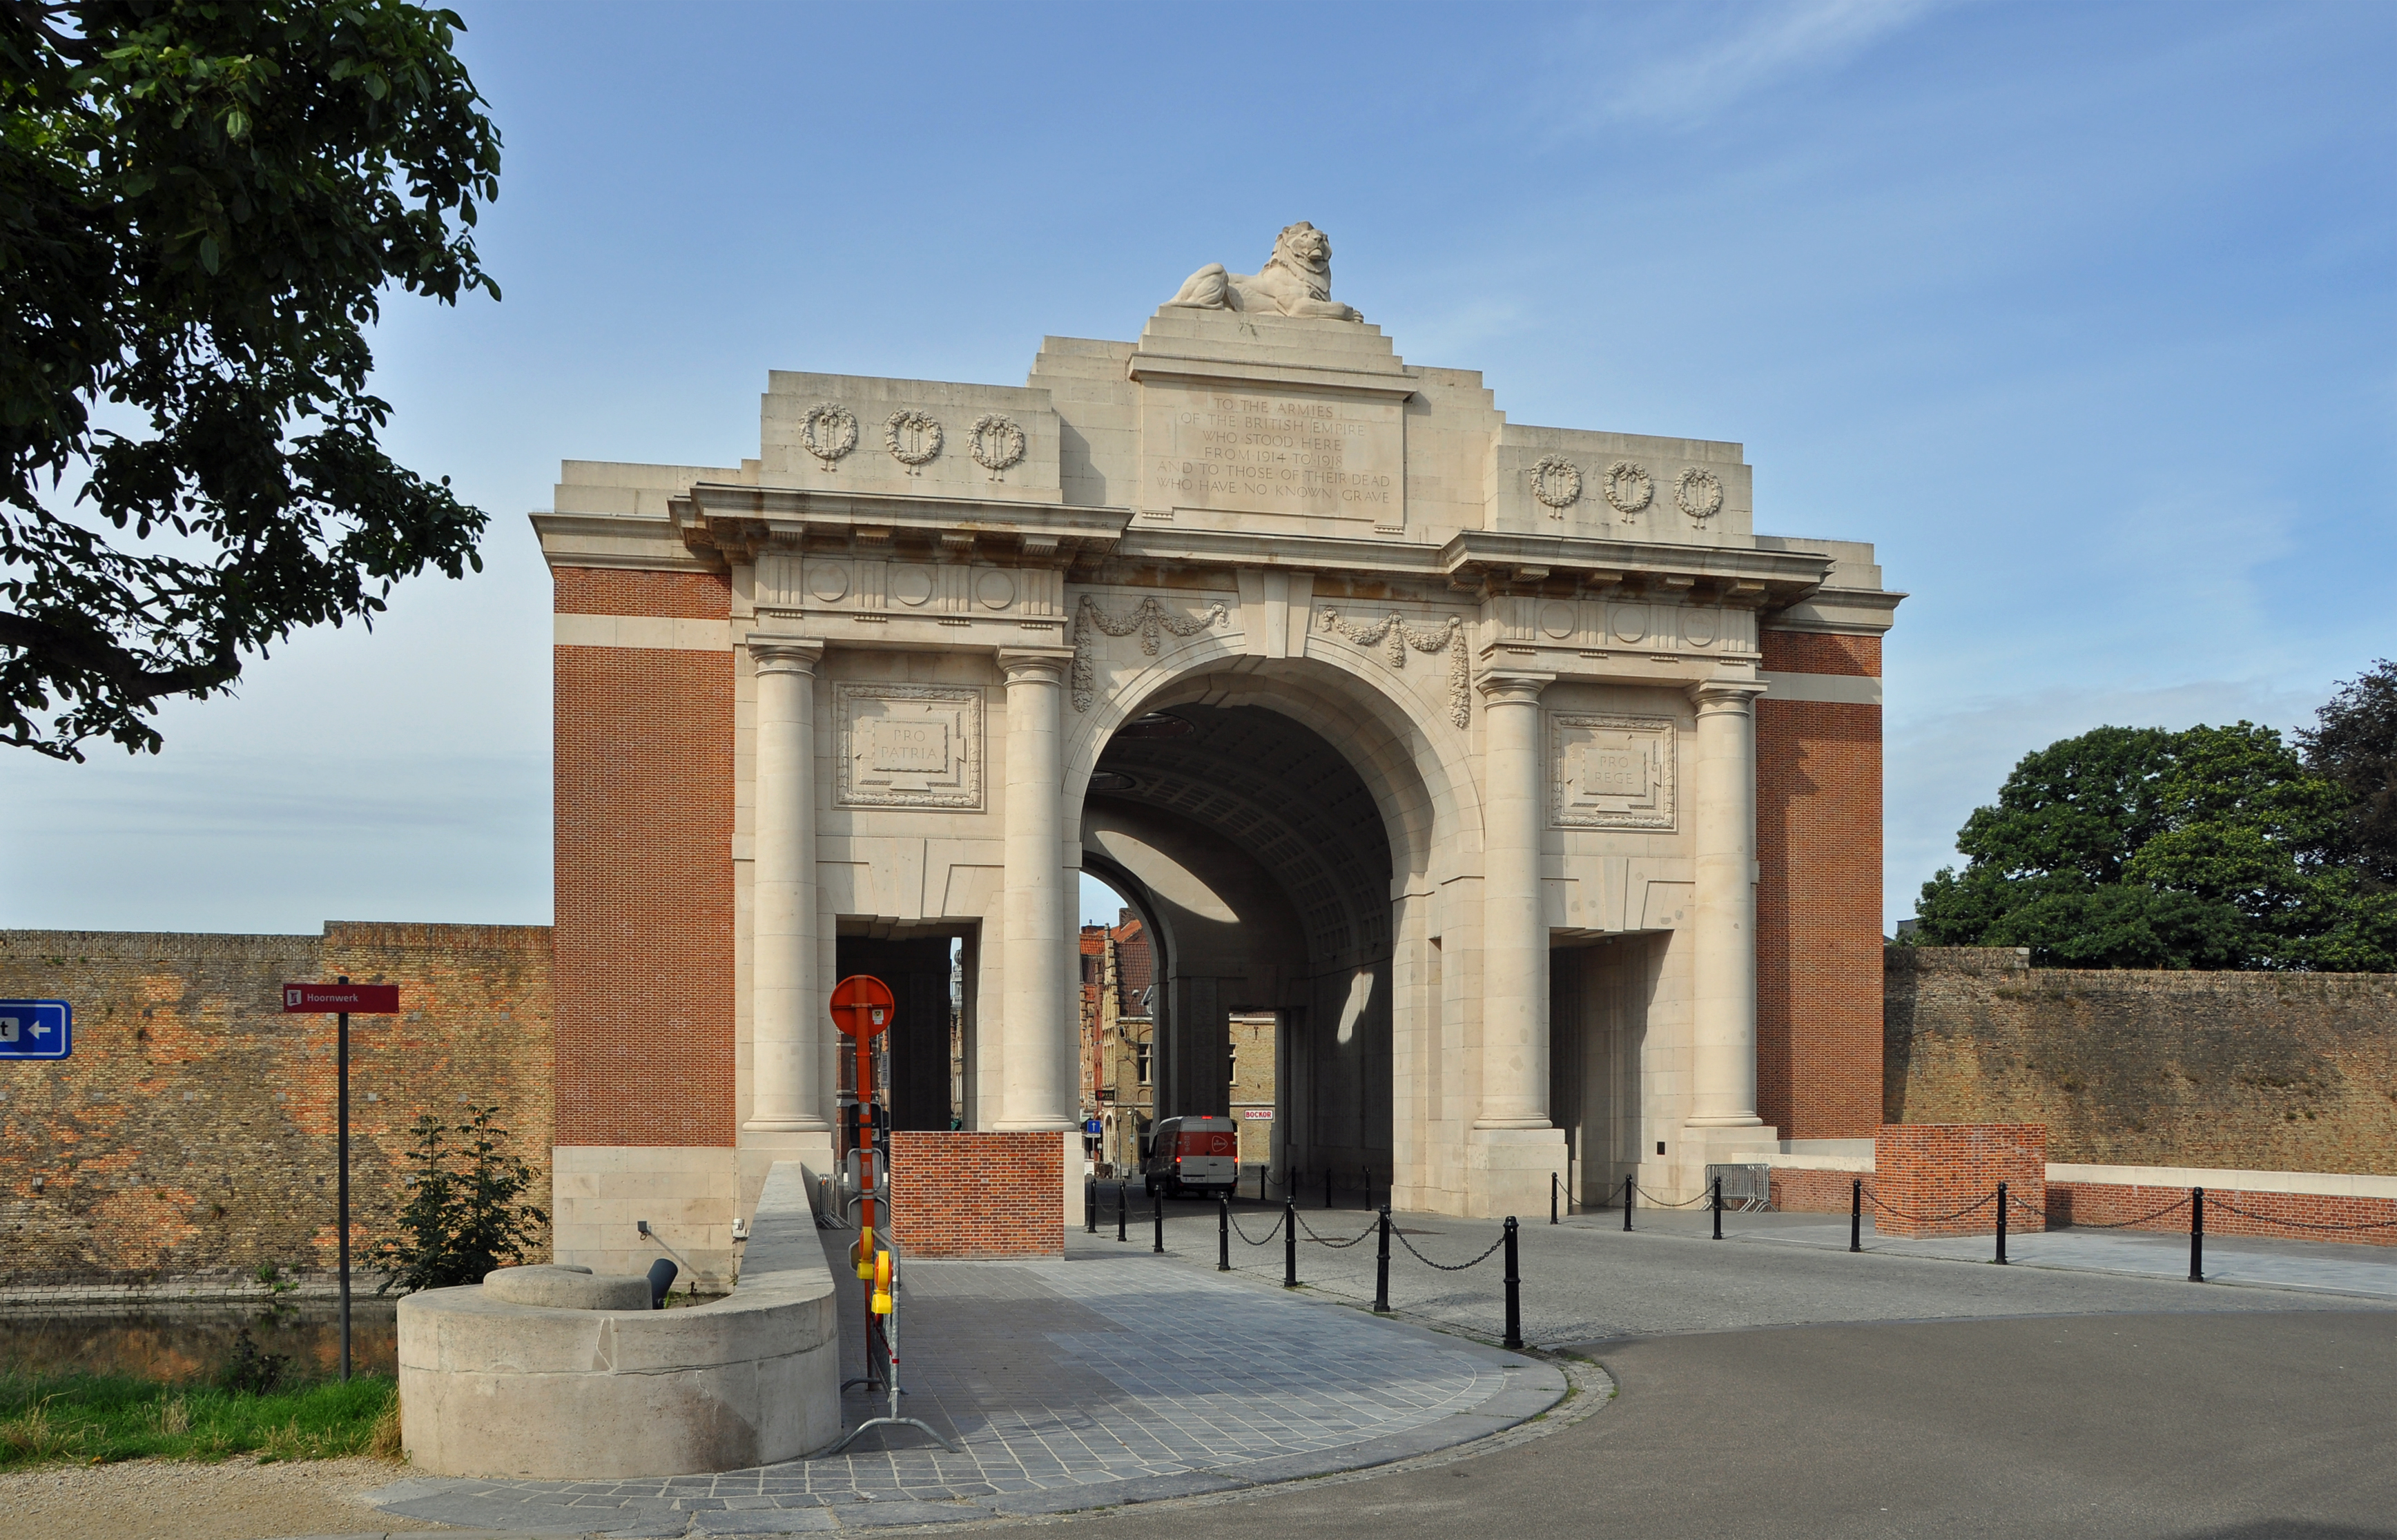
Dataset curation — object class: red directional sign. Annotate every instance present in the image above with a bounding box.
[282,983,400,1014]
[828,975,895,1039]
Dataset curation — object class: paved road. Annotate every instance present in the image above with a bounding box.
[1054,1309,2397,1540]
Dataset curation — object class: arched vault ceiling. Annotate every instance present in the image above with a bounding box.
[1094,705,1392,969]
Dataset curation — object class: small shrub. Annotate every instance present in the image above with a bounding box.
[218,1329,291,1397]
[371,1105,546,1294]
[369,1394,403,1459]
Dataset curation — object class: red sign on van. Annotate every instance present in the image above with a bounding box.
[1178,1129,1237,1159]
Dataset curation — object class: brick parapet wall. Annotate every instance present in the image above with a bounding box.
[1767,1167,1863,1216]
[1873,1123,2046,1237]
[2048,1182,2397,1247]
[1755,625,1883,1140]
[0,924,553,1285]
[887,1131,1062,1258]
[1887,947,2397,1174]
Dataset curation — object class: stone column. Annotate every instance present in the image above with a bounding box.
[997,649,1076,1131]
[746,637,828,1135]
[1477,672,1554,1129]
[1687,674,1767,1128]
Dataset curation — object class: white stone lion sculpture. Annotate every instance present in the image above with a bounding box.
[1165,222,1362,321]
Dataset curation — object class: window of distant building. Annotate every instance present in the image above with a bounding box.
[1136,1043,1152,1086]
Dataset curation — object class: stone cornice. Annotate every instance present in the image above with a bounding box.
[674,483,1129,565]
[1124,351,1419,400]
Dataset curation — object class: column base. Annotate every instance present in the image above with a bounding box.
[1462,1127,1570,1219]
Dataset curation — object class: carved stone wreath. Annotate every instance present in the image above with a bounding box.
[1316,608,1472,729]
[1604,460,1653,517]
[1531,454,1583,512]
[799,402,858,467]
[884,409,944,468]
[968,413,1027,474]
[1676,466,1725,523]
[1069,594,1230,712]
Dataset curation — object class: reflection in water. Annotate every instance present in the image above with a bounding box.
[0,1303,400,1382]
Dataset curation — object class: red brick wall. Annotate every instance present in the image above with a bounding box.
[1756,627,1883,1139]
[2050,1182,2397,1248]
[1768,1167,1865,1216]
[1874,1123,2046,1236]
[887,1131,1062,1257]
[554,567,735,1149]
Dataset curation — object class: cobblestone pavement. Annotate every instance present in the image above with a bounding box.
[366,1241,1563,1537]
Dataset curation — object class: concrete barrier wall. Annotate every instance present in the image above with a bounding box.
[398,1160,838,1479]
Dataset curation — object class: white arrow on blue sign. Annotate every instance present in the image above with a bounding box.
[0,1001,70,1060]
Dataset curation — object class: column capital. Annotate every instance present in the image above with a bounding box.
[746,634,824,675]
[996,646,1074,685]
[1687,673,1767,712]
[1475,670,1555,708]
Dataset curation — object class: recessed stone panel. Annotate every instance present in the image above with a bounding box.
[837,683,984,810]
[1551,712,1676,830]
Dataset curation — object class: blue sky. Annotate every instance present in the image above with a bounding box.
[3,0,2390,936]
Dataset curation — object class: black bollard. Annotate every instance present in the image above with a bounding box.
[1551,1172,1560,1226]
[1375,1206,1392,1314]
[1154,1189,1165,1254]
[1712,1176,1722,1240]
[2190,1187,2205,1283]
[1502,1216,1523,1350]
[1623,1173,1635,1232]
[1116,1181,1128,1243]
[1996,1180,2009,1265]
[1850,1178,1863,1253]
[1218,1195,1231,1271]
[1085,1177,1096,1235]
[1283,1198,1299,1287]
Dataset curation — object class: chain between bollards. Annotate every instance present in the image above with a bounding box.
[1850,1178,1863,1252]
[1283,1197,1299,1287]
[2190,1186,2205,1282]
[1501,1216,1522,1350]
[1995,1180,2009,1265]
[1218,1195,1231,1271]
[1711,1176,1722,1240]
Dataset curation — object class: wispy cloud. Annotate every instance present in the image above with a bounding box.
[1542,0,1950,130]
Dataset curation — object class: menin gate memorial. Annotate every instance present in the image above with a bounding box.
[537,225,1897,1276]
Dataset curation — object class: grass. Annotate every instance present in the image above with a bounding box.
[0,1370,399,1468]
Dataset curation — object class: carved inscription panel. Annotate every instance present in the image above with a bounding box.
[837,684,983,810]
[1143,383,1402,523]
[1552,713,1676,830]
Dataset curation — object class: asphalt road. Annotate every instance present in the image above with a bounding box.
[1049,1309,2397,1540]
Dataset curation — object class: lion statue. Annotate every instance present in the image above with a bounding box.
[1165,222,1361,321]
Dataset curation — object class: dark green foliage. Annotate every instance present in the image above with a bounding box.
[1915,719,2397,971]
[215,1327,289,1395]
[369,1104,545,1294]
[2299,659,2397,892]
[1,0,501,758]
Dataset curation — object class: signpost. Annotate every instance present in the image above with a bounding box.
[0,1000,71,1060]
[828,975,893,1387]
[282,977,400,1381]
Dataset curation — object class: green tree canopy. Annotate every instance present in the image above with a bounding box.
[2299,659,2397,892]
[1914,720,2397,971]
[1,0,499,759]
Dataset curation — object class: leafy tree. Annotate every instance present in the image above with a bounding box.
[2299,659,2397,891]
[371,1104,545,1294]
[1914,722,2396,971]
[1,0,500,759]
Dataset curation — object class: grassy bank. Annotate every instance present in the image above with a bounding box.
[0,1371,398,1467]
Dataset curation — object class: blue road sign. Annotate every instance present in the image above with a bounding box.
[1084,1118,1103,1136]
[0,1000,70,1060]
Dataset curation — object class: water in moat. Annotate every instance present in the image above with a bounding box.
[0,1300,398,1381]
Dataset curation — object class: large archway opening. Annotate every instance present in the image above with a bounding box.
[1078,695,1398,1196]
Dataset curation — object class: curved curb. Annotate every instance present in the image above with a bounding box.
[360,1349,1593,1537]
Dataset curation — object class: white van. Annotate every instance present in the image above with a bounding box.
[1143,1115,1239,1198]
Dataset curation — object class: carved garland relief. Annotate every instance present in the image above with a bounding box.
[969,413,1026,478]
[1314,608,1472,728]
[1531,455,1582,512]
[1551,713,1676,830]
[800,402,859,469]
[1604,460,1653,518]
[885,409,943,473]
[1676,466,1724,524]
[836,683,984,809]
[1069,594,1230,712]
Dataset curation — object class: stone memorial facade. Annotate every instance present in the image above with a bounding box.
[537,226,1898,1270]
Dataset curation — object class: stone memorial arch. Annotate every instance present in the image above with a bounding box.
[537,226,1897,1276]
